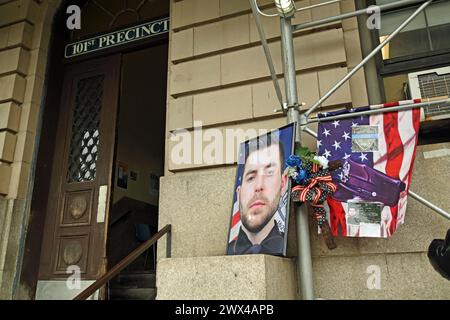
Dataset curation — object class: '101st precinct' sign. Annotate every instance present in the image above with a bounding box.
[65,17,169,58]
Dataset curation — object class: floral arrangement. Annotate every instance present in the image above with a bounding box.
[286,146,341,249]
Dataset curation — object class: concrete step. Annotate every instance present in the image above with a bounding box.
[109,288,157,300]
[111,272,156,288]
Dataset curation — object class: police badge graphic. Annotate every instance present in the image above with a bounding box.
[351,125,379,153]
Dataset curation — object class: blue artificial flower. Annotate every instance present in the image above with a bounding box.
[295,169,308,184]
[286,155,302,168]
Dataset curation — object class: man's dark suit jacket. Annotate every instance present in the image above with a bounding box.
[227,221,284,255]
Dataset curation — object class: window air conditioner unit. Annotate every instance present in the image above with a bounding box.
[408,66,450,121]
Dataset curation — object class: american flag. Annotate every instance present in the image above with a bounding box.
[229,201,241,242]
[317,99,422,238]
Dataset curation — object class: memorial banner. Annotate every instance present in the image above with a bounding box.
[317,100,421,237]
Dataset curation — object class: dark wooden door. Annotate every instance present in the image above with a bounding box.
[38,55,120,280]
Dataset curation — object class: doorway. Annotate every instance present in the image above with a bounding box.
[20,0,170,301]
[106,43,168,300]
[32,42,168,299]
[108,44,168,277]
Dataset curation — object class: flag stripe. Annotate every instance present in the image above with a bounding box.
[327,197,347,237]
[229,221,241,242]
[406,108,421,190]
[396,109,418,226]
[398,110,417,183]
[383,110,405,235]
[229,201,241,242]
[371,112,388,173]
[231,210,241,227]
[370,112,391,237]
[383,111,404,180]
[397,108,421,227]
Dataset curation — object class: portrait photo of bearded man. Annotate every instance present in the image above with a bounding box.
[227,125,294,256]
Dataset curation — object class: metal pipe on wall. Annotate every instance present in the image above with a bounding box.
[355,0,385,105]
[248,0,315,300]
[249,0,284,107]
[306,98,450,123]
[297,0,342,12]
[280,16,315,300]
[409,191,450,220]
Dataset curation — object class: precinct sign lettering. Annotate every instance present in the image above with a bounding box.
[65,17,169,58]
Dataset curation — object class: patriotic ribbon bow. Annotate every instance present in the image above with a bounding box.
[292,165,335,203]
[288,157,340,250]
[291,163,337,228]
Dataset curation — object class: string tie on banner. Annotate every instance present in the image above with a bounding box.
[286,150,341,249]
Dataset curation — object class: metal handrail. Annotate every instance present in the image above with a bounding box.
[73,224,172,300]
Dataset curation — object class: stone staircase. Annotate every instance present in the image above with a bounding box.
[109,272,157,300]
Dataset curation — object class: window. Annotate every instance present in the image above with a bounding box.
[367,0,450,144]
[376,0,450,61]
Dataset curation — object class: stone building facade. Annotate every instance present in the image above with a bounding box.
[0,0,449,299]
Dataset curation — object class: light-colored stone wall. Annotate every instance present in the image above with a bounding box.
[164,0,368,173]
[157,0,449,300]
[0,0,59,299]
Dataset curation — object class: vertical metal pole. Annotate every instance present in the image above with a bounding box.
[355,0,384,104]
[280,16,315,300]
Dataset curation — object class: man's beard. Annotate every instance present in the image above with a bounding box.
[240,193,280,233]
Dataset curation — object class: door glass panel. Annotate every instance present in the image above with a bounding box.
[67,75,104,183]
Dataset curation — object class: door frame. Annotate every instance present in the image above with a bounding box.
[21,16,169,299]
